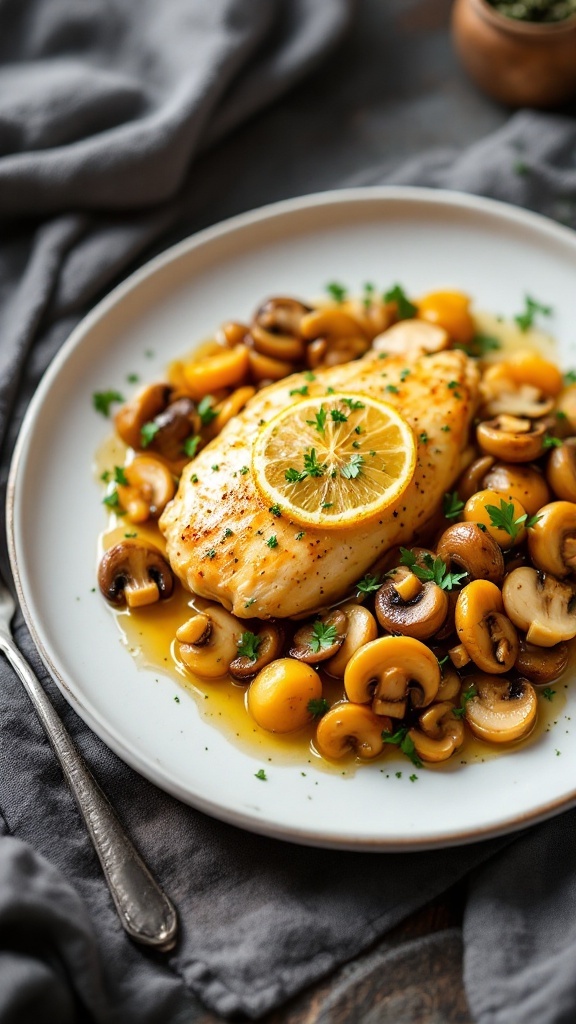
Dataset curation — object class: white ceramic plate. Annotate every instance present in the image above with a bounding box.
[8,187,576,851]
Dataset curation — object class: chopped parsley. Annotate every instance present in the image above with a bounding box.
[113,466,128,486]
[197,395,218,426]
[254,769,267,781]
[92,389,125,417]
[100,470,111,483]
[307,698,330,718]
[303,448,326,477]
[330,408,348,423]
[382,726,423,768]
[289,385,309,397]
[452,684,477,719]
[295,531,305,540]
[564,370,576,385]
[140,421,160,448]
[419,431,429,443]
[542,688,556,702]
[211,464,219,472]
[384,284,417,320]
[244,598,256,608]
[266,535,278,549]
[223,527,233,539]
[356,572,382,594]
[455,333,501,358]
[102,490,120,509]
[285,467,307,483]
[304,371,316,382]
[306,405,327,434]
[400,368,411,382]
[514,295,552,332]
[326,281,348,303]
[386,384,399,394]
[342,398,365,411]
[443,491,465,519]
[399,549,467,591]
[269,504,282,517]
[543,435,563,449]
[124,531,137,538]
[309,621,339,653]
[205,548,216,559]
[341,453,364,479]
[239,465,250,475]
[485,498,541,540]
[183,435,201,458]
[126,372,140,384]
[237,631,262,661]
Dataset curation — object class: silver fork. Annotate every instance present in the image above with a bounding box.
[0,578,178,952]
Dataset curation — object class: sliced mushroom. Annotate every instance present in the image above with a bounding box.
[455,579,519,674]
[178,605,244,678]
[300,308,370,367]
[114,383,171,450]
[502,567,576,646]
[483,461,551,517]
[344,635,440,719]
[436,662,462,702]
[482,382,554,419]
[289,610,347,664]
[98,540,174,608]
[408,701,465,763]
[464,672,537,744]
[215,320,250,348]
[229,624,284,681]
[547,439,576,504]
[325,603,378,677]
[436,522,505,585]
[250,297,310,362]
[372,320,449,356]
[116,455,175,521]
[176,613,211,645]
[514,638,569,685]
[527,501,576,578]
[374,570,448,640]
[476,415,548,462]
[143,396,201,463]
[315,703,388,760]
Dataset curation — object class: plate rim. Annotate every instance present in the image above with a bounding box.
[7,184,576,851]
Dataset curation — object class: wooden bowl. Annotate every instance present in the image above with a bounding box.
[451,0,576,107]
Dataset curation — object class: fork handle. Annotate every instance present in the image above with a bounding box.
[0,633,178,951]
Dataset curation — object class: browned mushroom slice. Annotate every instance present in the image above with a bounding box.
[408,701,465,763]
[98,540,174,608]
[464,672,537,744]
[178,605,244,679]
[289,610,347,664]
[114,384,172,450]
[374,570,448,640]
[300,307,371,367]
[502,567,576,647]
[476,415,548,462]
[344,635,440,719]
[514,638,569,685]
[546,440,576,504]
[143,397,201,462]
[436,522,505,586]
[229,624,284,681]
[455,579,518,674]
[482,383,554,419]
[371,320,449,356]
[456,454,495,502]
[527,501,576,578]
[116,455,175,521]
[250,297,310,362]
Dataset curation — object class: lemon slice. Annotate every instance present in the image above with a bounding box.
[251,393,416,529]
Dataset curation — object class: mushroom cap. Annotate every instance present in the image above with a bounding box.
[546,440,576,504]
[408,701,465,762]
[476,416,548,462]
[289,610,347,664]
[229,624,284,680]
[483,462,551,517]
[114,384,171,450]
[436,521,505,586]
[97,540,174,608]
[179,605,243,679]
[315,703,387,760]
[247,658,321,733]
[325,603,378,678]
[514,638,569,686]
[344,635,440,718]
[374,574,448,640]
[372,320,449,356]
[455,579,518,673]
[502,566,576,647]
[527,501,576,578]
[464,672,537,744]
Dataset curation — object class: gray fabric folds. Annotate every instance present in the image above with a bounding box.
[2,1,576,1021]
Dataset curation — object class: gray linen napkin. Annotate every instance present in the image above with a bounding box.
[2,3,576,1023]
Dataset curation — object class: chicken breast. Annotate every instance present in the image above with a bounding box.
[160,347,479,619]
